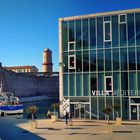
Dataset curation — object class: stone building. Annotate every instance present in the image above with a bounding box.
[4,66,38,73]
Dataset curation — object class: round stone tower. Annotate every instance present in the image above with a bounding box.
[42,49,53,73]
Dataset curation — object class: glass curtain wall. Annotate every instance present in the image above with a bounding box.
[61,11,140,120]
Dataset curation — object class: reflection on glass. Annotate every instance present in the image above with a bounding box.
[127,14,135,46]
[136,13,140,45]
[83,74,89,96]
[129,72,137,94]
[83,51,89,71]
[90,18,96,49]
[63,52,68,72]
[69,74,75,96]
[63,74,68,96]
[105,49,111,71]
[121,72,128,94]
[113,49,119,70]
[104,21,111,42]
[76,51,82,72]
[90,50,96,71]
[120,24,127,46]
[120,48,127,71]
[83,19,89,49]
[138,72,140,95]
[76,74,82,96]
[137,48,140,70]
[62,21,68,51]
[113,73,120,95]
[128,48,136,70]
[112,16,119,47]
[76,20,81,50]
[97,50,104,71]
[91,73,97,95]
[69,21,74,42]
[97,17,103,48]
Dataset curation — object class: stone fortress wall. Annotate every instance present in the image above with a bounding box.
[0,66,59,98]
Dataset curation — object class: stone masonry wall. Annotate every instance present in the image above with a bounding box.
[0,67,59,98]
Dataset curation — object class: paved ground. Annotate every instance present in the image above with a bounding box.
[1,116,140,140]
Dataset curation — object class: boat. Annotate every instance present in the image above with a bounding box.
[0,92,23,115]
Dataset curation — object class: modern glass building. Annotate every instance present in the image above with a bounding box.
[59,9,140,120]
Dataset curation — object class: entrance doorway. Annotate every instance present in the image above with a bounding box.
[130,97,140,120]
[130,105,140,120]
[70,102,90,119]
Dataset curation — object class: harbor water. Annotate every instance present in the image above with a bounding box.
[22,99,59,119]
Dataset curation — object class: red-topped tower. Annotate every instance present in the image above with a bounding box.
[42,49,53,72]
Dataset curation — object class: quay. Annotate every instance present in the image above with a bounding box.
[0,116,140,140]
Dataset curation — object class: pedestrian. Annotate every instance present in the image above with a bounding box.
[65,111,69,125]
[47,110,51,119]
[69,112,73,126]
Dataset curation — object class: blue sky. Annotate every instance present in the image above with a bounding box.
[0,0,140,72]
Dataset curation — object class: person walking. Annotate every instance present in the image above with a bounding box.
[69,112,73,126]
[65,111,69,125]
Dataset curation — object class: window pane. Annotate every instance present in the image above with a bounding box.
[122,97,129,120]
[105,49,111,71]
[112,16,119,47]
[91,73,97,96]
[83,51,89,71]
[104,22,111,41]
[69,21,74,42]
[136,13,140,45]
[98,73,104,91]
[76,20,82,50]
[90,18,96,49]
[120,15,126,23]
[69,55,75,69]
[127,14,135,46]
[129,72,137,95]
[90,50,96,71]
[113,72,120,95]
[63,74,68,96]
[128,48,136,70]
[97,17,103,48]
[83,19,89,49]
[62,21,68,51]
[138,72,140,95]
[120,24,127,46]
[62,52,68,72]
[97,50,104,71]
[121,72,128,93]
[113,48,120,71]
[76,51,82,72]
[69,42,75,51]
[105,77,112,91]
[120,48,128,71]
[69,74,75,96]
[137,48,140,70]
[83,74,89,96]
[104,16,110,21]
[76,74,82,96]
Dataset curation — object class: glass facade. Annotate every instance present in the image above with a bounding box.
[60,9,140,120]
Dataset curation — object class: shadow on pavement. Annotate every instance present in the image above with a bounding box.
[0,117,46,140]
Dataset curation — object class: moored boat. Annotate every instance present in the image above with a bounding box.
[0,92,23,115]
[0,104,23,115]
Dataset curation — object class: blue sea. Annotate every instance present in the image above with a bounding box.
[22,99,59,119]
